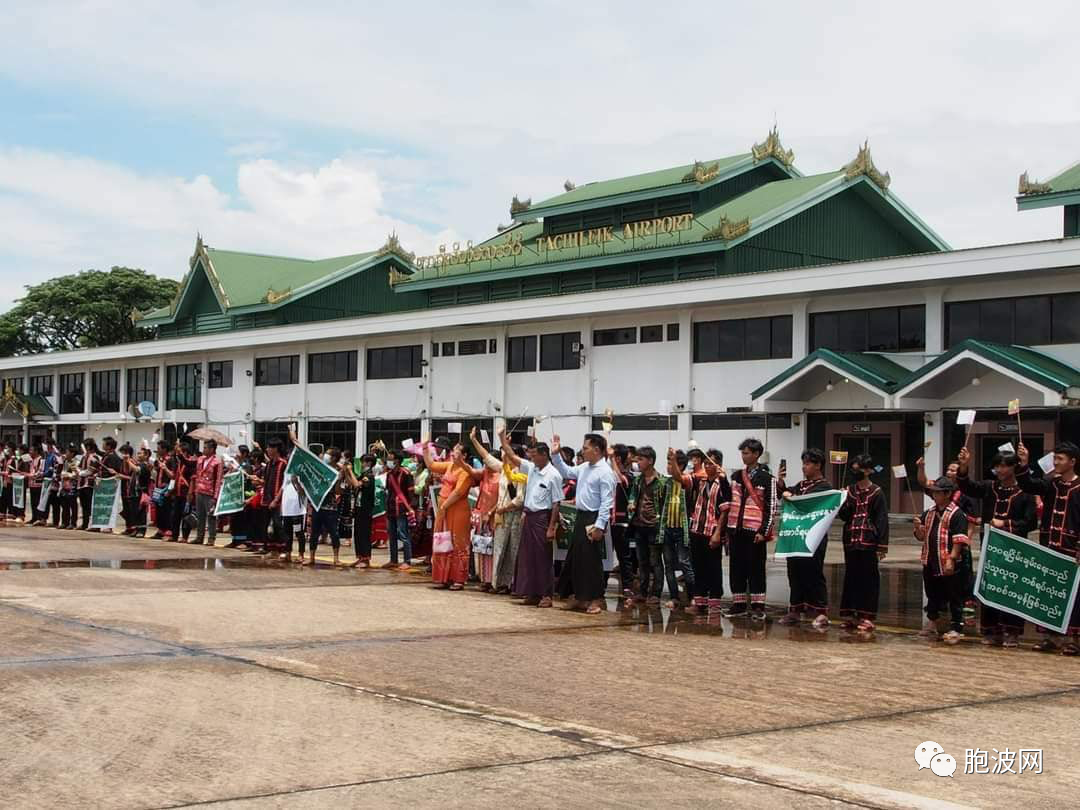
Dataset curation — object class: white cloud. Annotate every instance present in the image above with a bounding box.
[0,148,458,309]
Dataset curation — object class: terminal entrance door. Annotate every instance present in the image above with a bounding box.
[825,421,903,511]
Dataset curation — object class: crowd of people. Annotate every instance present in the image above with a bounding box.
[2,427,1078,653]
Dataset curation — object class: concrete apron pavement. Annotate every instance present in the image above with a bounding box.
[1,526,1078,809]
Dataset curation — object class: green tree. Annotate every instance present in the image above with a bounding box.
[0,267,178,356]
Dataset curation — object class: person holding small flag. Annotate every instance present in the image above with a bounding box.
[913,476,971,644]
[778,448,833,628]
[724,438,775,620]
[836,453,889,632]
[956,446,1036,647]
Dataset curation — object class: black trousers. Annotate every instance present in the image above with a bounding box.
[633,525,659,598]
[170,497,191,541]
[59,492,77,528]
[924,567,965,632]
[840,547,880,620]
[353,510,373,559]
[557,509,605,601]
[124,496,146,534]
[611,524,636,590]
[728,528,767,606]
[77,487,94,529]
[689,532,724,599]
[787,536,829,615]
[29,487,45,523]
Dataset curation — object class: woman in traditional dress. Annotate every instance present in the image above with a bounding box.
[468,428,501,591]
[424,437,473,590]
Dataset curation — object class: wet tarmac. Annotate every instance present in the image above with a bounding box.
[3,525,1079,809]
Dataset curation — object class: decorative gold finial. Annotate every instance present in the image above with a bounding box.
[1018,171,1052,195]
[376,232,415,263]
[510,195,532,215]
[843,140,891,191]
[703,215,751,242]
[682,160,720,183]
[751,126,795,167]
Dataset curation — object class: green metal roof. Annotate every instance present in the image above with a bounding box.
[396,170,946,291]
[525,153,753,215]
[142,243,381,324]
[751,348,914,400]
[1017,161,1080,210]
[0,390,57,420]
[900,339,1080,394]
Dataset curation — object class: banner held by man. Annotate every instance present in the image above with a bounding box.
[775,489,846,559]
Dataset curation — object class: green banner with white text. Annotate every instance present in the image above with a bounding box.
[974,525,1080,634]
[214,471,246,516]
[11,474,25,509]
[774,489,845,559]
[89,477,121,530]
[283,445,339,510]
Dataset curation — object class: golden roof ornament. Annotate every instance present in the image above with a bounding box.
[387,267,411,287]
[563,180,576,192]
[843,140,891,191]
[510,195,532,215]
[703,215,751,242]
[264,287,291,305]
[376,231,415,263]
[1018,171,1052,195]
[682,160,720,184]
[751,126,795,167]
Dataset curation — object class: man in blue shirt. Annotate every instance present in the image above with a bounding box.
[551,432,615,614]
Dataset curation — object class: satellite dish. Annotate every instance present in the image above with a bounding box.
[138,401,157,418]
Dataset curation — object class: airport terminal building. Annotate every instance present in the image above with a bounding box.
[2,130,1078,511]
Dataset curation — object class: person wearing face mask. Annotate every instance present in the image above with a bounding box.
[423,437,473,590]
[383,449,416,571]
[350,453,377,568]
[778,448,832,628]
[836,453,889,632]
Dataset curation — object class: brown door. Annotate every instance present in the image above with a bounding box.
[825,421,903,510]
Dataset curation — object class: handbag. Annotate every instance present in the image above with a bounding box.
[471,530,493,555]
[432,530,453,554]
[151,486,168,506]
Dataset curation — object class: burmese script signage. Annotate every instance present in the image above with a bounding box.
[413,213,695,270]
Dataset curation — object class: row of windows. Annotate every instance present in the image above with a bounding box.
[433,339,497,358]
[507,332,582,373]
[694,316,792,363]
[945,293,1080,348]
[810,305,925,353]
[592,323,680,346]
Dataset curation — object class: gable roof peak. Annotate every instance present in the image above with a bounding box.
[843,140,891,191]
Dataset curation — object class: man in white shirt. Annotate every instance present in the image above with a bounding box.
[498,428,562,607]
[551,433,615,614]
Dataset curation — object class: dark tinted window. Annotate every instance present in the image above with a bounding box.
[255,355,300,386]
[308,351,356,383]
[91,370,120,412]
[594,327,637,346]
[666,323,680,341]
[811,306,925,352]
[693,316,792,362]
[59,373,85,414]
[459,339,488,355]
[166,364,201,409]
[1052,292,1080,343]
[539,332,580,371]
[367,346,422,379]
[126,367,158,410]
[640,325,663,343]
[30,375,53,397]
[208,360,233,389]
[441,342,455,357]
[507,336,537,373]
[946,294,1075,347]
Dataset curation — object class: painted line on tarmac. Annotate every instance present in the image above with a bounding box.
[633,746,976,810]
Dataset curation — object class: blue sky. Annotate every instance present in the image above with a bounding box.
[0,1,1077,312]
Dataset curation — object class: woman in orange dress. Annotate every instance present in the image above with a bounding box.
[424,438,474,590]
